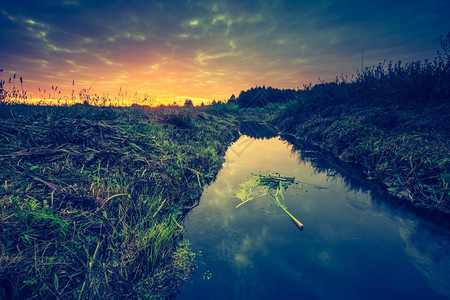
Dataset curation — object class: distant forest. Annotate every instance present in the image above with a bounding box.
[232,86,299,108]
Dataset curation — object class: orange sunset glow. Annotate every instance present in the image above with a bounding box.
[1,1,450,105]
[1,1,450,299]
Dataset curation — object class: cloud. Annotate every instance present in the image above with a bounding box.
[1,0,449,103]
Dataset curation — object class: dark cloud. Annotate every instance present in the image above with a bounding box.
[1,0,449,103]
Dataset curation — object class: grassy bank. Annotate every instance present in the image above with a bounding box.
[241,102,449,215]
[0,103,239,298]
[238,47,449,214]
[270,100,449,214]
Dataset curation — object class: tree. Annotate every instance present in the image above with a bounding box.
[184,99,194,107]
[439,32,450,64]
[228,94,237,104]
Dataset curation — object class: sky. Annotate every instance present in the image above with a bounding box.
[1,0,449,105]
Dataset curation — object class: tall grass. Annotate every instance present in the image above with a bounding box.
[268,33,450,213]
[0,104,240,298]
[291,32,450,112]
[0,75,156,107]
[0,73,27,103]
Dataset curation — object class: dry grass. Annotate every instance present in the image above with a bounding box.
[0,103,239,298]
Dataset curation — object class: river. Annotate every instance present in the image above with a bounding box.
[179,133,450,300]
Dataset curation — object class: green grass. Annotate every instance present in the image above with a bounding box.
[2,31,448,298]
[268,101,449,213]
[238,33,450,214]
[0,103,239,298]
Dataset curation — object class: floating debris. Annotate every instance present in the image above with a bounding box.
[235,173,304,230]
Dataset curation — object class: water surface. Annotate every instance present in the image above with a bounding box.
[180,135,450,300]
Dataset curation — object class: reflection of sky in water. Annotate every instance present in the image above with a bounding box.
[397,218,450,297]
[181,136,450,300]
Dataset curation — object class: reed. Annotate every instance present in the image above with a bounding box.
[235,173,304,230]
[0,103,240,298]
[0,74,158,107]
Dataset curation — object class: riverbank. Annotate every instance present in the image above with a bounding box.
[240,97,449,215]
[236,38,449,216]
[0,103,239,298]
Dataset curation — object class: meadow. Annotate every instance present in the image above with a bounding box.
[1,33,449,299]
[0,102,239,298]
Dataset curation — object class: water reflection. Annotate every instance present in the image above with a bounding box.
[283,134,392,199]
[180,135,450,299]
[397,218,450,297]
[239,121,277,139]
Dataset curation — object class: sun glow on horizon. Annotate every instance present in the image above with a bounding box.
[1,1,448,108]
[0,80,225,107]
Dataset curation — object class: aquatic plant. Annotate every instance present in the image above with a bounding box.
[235,173,304,230]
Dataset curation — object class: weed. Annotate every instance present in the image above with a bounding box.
[239,33,450,214]
[235,173,304,230]
[0,104,240,298]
